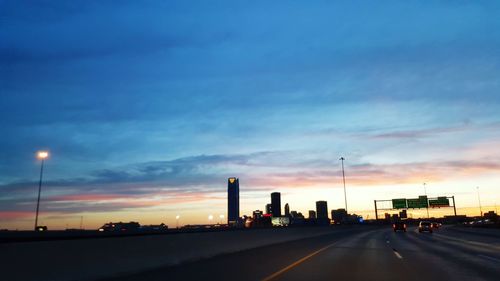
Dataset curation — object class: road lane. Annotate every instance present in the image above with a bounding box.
[100,226,500,281]
[393,226,500,281]
[270,228,450,281]
[100,226,370,281]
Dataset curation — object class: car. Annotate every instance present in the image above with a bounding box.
[418,221,433,233]
[393,221,407,232]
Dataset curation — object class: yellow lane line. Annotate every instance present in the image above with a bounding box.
[261,241,338,281]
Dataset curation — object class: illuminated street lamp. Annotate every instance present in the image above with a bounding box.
[339,157,348,214]
[34,151,49,231]
[219,214,224,224]
[175,215,180,229]
[208,214,214,224]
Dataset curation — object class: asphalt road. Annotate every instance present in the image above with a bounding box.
[102,225,500,281]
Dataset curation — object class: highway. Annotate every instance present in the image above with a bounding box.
[101,225,500,281]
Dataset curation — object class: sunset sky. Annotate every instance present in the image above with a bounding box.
[1,1,500,230]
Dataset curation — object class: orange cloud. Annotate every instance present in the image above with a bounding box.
[0,211,34,220]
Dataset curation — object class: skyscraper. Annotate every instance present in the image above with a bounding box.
[227,177,239,224]
[271,192,281,217]
[284,203,290,217]
[316,201,328,219]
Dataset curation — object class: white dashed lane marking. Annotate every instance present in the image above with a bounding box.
[392,248,403,259]
[477,254,500,263]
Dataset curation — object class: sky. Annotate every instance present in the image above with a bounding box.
[1,1,500,230]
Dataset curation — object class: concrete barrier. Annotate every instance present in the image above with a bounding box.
[1,227,350,281]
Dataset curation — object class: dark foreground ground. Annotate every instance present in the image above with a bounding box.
[101,225,500,281]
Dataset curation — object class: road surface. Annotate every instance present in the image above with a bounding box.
[101,225,500,281]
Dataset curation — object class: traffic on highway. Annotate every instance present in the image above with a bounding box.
[101,224,500,281]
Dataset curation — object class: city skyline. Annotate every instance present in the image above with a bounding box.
[2,1,500,230]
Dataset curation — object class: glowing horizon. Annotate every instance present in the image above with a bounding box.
[1,1,500,230]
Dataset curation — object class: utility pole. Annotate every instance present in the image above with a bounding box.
[452,196,457,216]
[340,157,348,214]
[477,187,483,217]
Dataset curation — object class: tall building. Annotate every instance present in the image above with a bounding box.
[227,177,239,224]
[271,192,281,217]
[284,203,290,217]
[266,203,272,215]
[308,210,317,219]
[316,201,328,219]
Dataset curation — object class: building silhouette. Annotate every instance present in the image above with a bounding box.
[271,192,281,217]
[284,203,290,217]
[316,201,330,225]
[309,210,317,219]
[331,209,347,224]
[316,201,328,219]
[266,203,272,215]
[227,177,239,225]
[253,210,263,220]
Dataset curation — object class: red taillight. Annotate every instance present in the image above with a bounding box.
[392,224,395,228]
[403,224,406,228]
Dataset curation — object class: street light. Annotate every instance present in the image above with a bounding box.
[339,157,348,214]
[175,215,180,228]
[34,151,49,231]
[208,214,214,224]
[219,214,224,224]
[477,187,483,217]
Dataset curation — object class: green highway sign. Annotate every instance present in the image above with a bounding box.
[407,196,428,209]
[392,198,407,209]
[429,197,450,208]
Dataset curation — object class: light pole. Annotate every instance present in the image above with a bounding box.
[208,214,213,224]
[175,215,180,229]
[219,214,224,224]
[423,182,429,218]
[476,187,483,217]
[339,157,348,214]
[34,151,49,230]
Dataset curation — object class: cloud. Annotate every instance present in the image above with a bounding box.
[2,1,500,227]
[2,148,499,218]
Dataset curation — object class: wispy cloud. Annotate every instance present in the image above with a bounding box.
[2,147,499,220]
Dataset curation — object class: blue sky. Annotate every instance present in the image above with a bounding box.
[1,1,500,229]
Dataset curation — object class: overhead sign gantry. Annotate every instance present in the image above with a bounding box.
[375,195,457,220]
